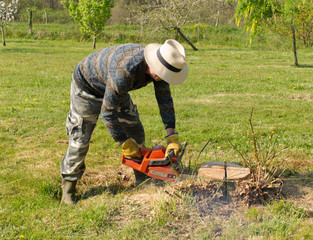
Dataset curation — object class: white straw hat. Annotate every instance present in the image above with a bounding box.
[144,39,188,85]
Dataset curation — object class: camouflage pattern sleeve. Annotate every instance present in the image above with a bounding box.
[101,71,130,143]
[153,80,176,129]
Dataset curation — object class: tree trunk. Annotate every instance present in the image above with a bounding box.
[1,25,6,46]
[140,16,143,37]
[174,28,178,40]
[28,9,33,35]
[215,10,220,27]
[197,15,200,41]
[291,22,299,67]
[93,36,96,49]
[44,9,48,24]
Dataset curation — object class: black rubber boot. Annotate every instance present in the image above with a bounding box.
[133,169,149,186]
[61,179,77,205]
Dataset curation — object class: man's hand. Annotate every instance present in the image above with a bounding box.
[165,133,182,157]
[120,138,141,158]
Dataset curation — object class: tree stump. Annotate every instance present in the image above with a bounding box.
[198,161,250,181]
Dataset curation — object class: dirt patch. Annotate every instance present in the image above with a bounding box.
[289,93,313,102]
[56,139,68,144]
[79,165,134,191]
[282,180,313,214]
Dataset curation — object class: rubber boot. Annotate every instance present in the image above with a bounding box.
[61,179,77,205]
[133,169,149,186]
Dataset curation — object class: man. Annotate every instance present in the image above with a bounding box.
[61,39,188,204]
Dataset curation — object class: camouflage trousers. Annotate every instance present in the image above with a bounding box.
[61,79,145,181]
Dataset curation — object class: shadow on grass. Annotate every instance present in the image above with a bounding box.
[77,178,166,202]
[1,40,58,54]
[297,64,313,68]
[6,40,37,43]
[0,47,42,54]
[78,184,129,200]
[279,171,313,198]
[52,181,128,202]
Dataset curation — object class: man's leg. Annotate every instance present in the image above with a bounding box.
[60,79,102,203]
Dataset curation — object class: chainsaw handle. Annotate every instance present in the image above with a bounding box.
[167,150,175,160]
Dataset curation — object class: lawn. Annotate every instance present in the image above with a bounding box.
[0,36,313,239]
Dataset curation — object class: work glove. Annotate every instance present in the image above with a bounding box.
[120,138,141,159]
[165,133,182,157]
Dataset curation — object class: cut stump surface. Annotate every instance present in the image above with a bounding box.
[198,161,250,181]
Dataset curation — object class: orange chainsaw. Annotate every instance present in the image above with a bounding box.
[122,142,188,182]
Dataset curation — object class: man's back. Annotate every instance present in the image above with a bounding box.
[74,43,147,97]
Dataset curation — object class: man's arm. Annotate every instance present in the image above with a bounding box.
[101,93,129,143]
[101,70,130,143]
[153,80,182,156]
[153,80,176,130]
[166,128,176,135]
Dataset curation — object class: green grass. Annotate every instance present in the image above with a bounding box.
[1,33,313,239]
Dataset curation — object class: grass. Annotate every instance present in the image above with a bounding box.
[4,22,293,49]
[1,29,313,239]
[4,22,143,42]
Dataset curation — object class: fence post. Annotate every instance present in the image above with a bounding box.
[44,9,48,24]
[28,8,33,35]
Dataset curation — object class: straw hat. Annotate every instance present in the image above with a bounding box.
[144,39,188,85]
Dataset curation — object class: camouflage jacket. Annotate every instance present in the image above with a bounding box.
[73,43,175,142]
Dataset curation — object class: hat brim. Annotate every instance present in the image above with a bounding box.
[144,43,188,85]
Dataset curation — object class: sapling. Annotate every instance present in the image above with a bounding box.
[0,0,18,46]
[61,0,114,49]
[28,8,32,35]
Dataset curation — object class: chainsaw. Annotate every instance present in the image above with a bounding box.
[122,142,188,182]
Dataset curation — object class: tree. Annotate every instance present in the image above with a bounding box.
[155,0,201,50]
[127,0,158,37]
[194,0,236,27]
[128,0,200,50]
[27,8,32,35]
[283,0,302,67]
[232,0,313,67]
[44,0,63,10]
[295,2,313,46]
[0,0,18,46]
[16,0,63,11]
[61,0,114,49]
